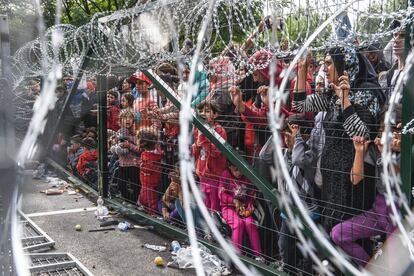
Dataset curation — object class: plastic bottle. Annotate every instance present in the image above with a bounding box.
[118,221,132,231]
[95,196,109,219]
[97,196,104,207]
[171,240,181,253]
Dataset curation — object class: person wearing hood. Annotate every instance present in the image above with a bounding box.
[292,45,385,232]
[359,41,390,75]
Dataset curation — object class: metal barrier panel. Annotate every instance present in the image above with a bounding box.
[32,1,414,275]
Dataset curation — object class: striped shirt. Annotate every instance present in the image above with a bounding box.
[292,91,371,138]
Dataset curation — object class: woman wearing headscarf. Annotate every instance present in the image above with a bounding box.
[292,45,385,232]
[206,56,245,149]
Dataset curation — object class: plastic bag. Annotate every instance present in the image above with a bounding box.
[167,244,231,276]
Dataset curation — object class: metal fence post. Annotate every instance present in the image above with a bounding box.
[97,75,108,198]
[0,14,16,276]
[401,13,414,207]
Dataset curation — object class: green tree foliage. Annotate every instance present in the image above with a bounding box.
[44,0,140,27]
[0,0,38,54]
[209,0,264,54]
[356,0,408,36]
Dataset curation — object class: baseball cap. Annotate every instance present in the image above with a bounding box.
[129,71,152,85]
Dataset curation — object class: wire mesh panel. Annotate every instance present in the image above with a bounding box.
[19,211,55,252]
[28,253,94,276]
[8,0,414,275]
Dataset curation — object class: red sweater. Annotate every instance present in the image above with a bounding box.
[140,147,164,187]
[107,105,120,131]
[242,103,291,127]
[192,123,227,180]
[76,149,97,176]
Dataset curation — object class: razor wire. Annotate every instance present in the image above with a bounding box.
[7,0,414,275]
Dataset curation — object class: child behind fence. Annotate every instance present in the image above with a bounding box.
[111,109,140,202]
[67,134,84,172]
[218,153,264,262]
[330,105,402,267]
[159,165,182,222]
[278,118,322,274]
[107,90,120,131]
[192,100,227,212]
[76,138,98,184]
[137,129,164,214]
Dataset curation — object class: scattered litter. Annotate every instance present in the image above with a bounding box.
[41,188,64,195]
[75,196,84,199]
[154,256,165,266]
[118,221,133,232]
[100,220,119,227]
[67,190,77,195]
[75,224,82,231]
[33,163,47,179]
[45,176,68,187]
[167,244,231,276]
[89,227,116,232]
[133,224,154,230]
[143,244,167,252]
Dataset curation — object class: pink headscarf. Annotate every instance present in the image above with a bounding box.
[208,56,236,92]
[248,49,284,86]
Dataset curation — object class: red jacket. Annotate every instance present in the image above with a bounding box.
[107,105,120,131]
[242,103,291,127]
[140,147,164,187]
[76,149,97,176]
[192,123,227,180]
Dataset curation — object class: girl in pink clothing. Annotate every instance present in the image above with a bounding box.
[218,161,263,260]
[192,100,227,212]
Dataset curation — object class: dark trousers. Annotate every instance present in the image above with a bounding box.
[278,219,313,275]
[117,166,140,203]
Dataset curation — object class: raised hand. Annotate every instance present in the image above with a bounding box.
[228,85,244,112]
[352,136,370,153]
[288,123,300,137]
[330,71,350,101]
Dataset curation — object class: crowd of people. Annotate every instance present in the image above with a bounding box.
[42,17,407,274]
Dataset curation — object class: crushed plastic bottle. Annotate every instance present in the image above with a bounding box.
[143,244,167,252]
[171,240,181,253]
[118,221,133,232]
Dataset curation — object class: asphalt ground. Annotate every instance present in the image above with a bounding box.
[21,176,196,276]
